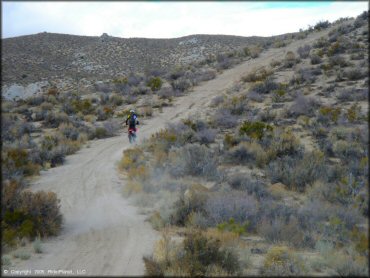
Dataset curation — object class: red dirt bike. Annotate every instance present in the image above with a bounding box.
[128,128,137,144]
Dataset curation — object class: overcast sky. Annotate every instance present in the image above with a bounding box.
[2,1,368,39]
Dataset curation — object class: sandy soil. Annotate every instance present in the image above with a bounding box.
[8,27,333,276]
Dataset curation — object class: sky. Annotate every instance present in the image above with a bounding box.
[2,1,368,39]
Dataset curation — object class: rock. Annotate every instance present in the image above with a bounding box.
[2,81,49,101]
[251,248,264,254]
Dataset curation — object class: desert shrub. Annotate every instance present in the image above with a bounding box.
[332,140,364,160]
[242,67,272,82]
[260,245,306,275]
[344,67,367,81]
[13,250,31,260]
[221,95,250,116]
[216,54,233,70]
[2,181,62,243]
[350,52,365,60]
[197,68,217,82]
[205,192,258,227]
[267,150,326,191]
[251,78,279,94]
[247,90,265,102]
[43,111,70,128]
[212,108,238,128]
[248,45,262,58]
[2,254,12,266]
[329,250,368,276]
[228,174,269,199]
[47,146,66,167]
[337,88,368,102]
[314,20,330,31]
[270,59,282,68]
[226,141,268,168]
[297,44,312,59]
[258,216,314,248]
[171,77,192,92]
[147,124,190,153]
[147,77,163,91]
[194,128,217,145]
[284,51,298,68]
[33,237,43,253]
[329,54,350,68]
[102,119,120,137]
[217,218,249,236]
[272,87,287,102]
[146,231,241,276]
[109,93,124,106]
[289,94,318,117]
[94,82,111,93]
[264,128,303,159]
[157,87,177,99]
[327,41,346,57]
[290,68,318,85]
[94,127,108,139]
[2,148,41,179]
[168,144,219,179]
[239,121,273,140]
[210,95,224,107]
[119,147,145,171]
[318,106,341,125]
[346,103,361,123]
[124,94,138,104]
[58,123,79,141]
[26,95,45,106]
[310,53,322,65]
[170,193,208,226]
[71,99,95,115]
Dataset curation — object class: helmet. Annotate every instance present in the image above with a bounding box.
[130,109,135,113]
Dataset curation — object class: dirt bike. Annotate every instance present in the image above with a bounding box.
[128,128,137,144]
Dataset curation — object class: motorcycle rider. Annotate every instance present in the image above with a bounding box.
[125,109,139,133]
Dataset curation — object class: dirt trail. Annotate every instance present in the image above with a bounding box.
[11,27,333,276]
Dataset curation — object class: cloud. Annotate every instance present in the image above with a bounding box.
[2,1,368,39]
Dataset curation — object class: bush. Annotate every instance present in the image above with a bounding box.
[239,121,273,140]
[242,67,272,82]
[205,192,258,226]
[251,78,279,94]
[289,94,318,117]
[290,68,317,85]
[13,250,31,260]
[297,44,312,59]
[171,77,192,92]
[33,237,43,253]
[310,53,322,65]
[144,231,241,276]
[261,245,306,275]
[2,181,62,242]
[228,174,269,199]
[226,142,268,168]
[314,20,330,31]
[168,144,219,180]
[182,232,240,275]
[337,88,368,102]
[344,67,367,81]
[318,106,341,125]
[147,77,163,91]
[194,128,217,145]
[284,51,298,68]
[212,108,238,128]
[43,111,70,128]
[267,150,326,191]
